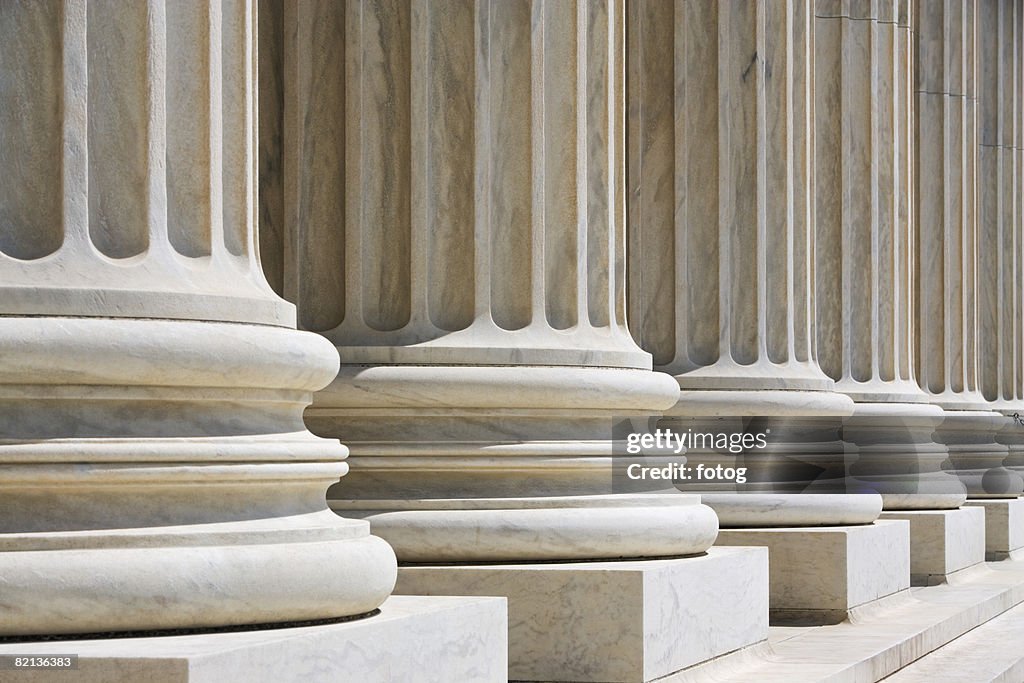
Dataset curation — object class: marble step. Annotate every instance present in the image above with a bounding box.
[880,599,1024,682]
[664,560,1024,683]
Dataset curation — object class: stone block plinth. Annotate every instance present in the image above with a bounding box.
[0,597,506,683]
[716,519,910,623]
[880,507,986,584]
[965,498,1024,560]
[394,547,768,683]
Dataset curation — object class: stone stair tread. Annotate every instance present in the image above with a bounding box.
[663,560,1024,683]
[880,599,1024,682]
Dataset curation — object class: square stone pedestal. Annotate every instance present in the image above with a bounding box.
[394,546,768,683]
[880,507,986,584]
[965,498,1024,560]
[0,596,506,683]
[715,519,910,624]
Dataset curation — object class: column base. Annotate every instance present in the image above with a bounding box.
[715,520,910,623]
[0,317,396,635]
[934,409,1023,498]
[394,547,768,683]
[0,596,505,683]
[843,401,967,508]
[879,508,986,584]
[965,498,1024,559]
[336,494,719,562]
[701,493,883,527]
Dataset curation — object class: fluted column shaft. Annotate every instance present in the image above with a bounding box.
[0,0,395,637]
[628,0,880,527]
[266,0,644,367]
[814,0,965,508]
[263,0,711,563]
[629,0,825,392]
[915,0,1020,496]
[0,0,289,325]
[816,0,920,401]
[978,0,1024,475]
[916,0,983,405]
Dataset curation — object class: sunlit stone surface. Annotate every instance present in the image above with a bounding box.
[0,0,396,637]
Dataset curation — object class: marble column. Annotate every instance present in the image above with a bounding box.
[979,0,1024,472]
[915,0,1023,497]
[0,0,395,636]
[814,0,966,509]
[267,0,716,563]
[627,0,880,527]
[968,0,1024,558]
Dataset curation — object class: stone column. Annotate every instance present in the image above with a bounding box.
[979,0,1024,468]
[969,0,1024,559]
[814,0,966,509]
[267,0,715,563]
[915,0,1023,497]
[627,0,880,527]
[0,0,395,636]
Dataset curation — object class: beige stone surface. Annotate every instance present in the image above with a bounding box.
[812,2,969,513]
[913,0,1021,498]
[977,0,1024,484]
[260,0,714,562]
[814,0,921,406]
[966,498,1024,558]
[880,507,987,584]
[626,0,878,528]
[627,0,824,392]
[0,0,396,636]
[882,597,1024,682]
[0,596,507,683]
[717,520,911,623]
[336,493,719,563]
[395,547,769,683]
[0,0,292,326]
[845,403,967,509]
[935,410,1023,497]
[667,557,1024,682]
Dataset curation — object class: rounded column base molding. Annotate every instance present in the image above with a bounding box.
[332,494,718,562]
[0,317,397,636]
[311,363,682,499]
[992,405,1024,477]
[879,492,969,509]
[669,388,855,418]
[331,321,655,369]
[664,390,883,526]
[669,360,836,392]
[843,402,967,510]
[833,378,933,404]
[313,363,681,412]
[701,493,883,527]
[934,410,1024,498]
[311,364,712,561]
[0,283,296,327]
[0,528,395,637]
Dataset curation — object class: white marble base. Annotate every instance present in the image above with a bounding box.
[882,598,1024,682]
[0,596,506,683]
[715,520,910,623]
[965,498,1024,560]
[880,507,986,584]
[667,557,1024,682]
[394,546,768,683]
